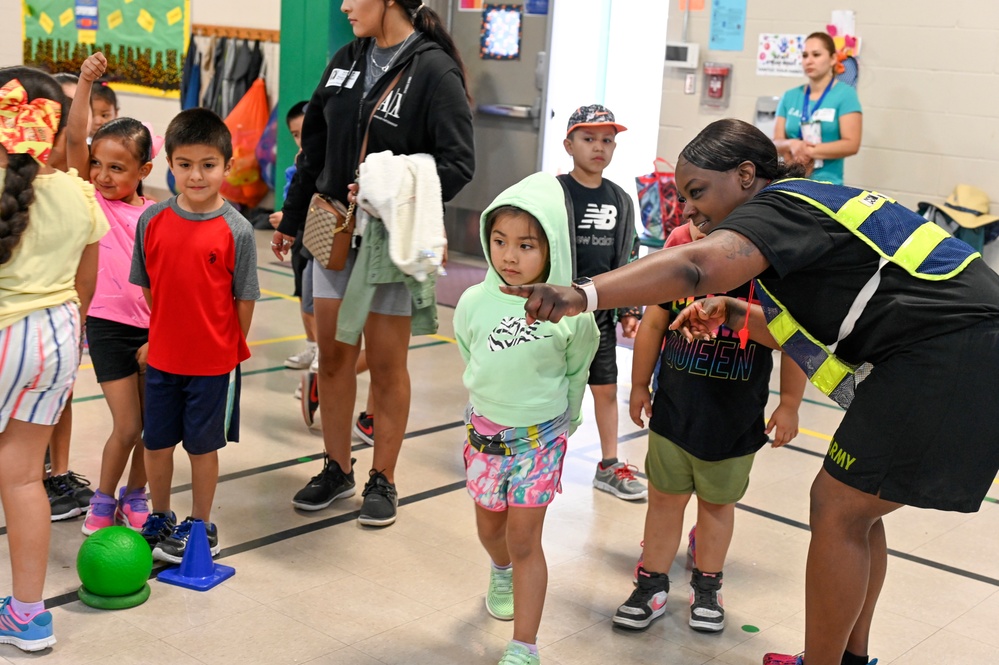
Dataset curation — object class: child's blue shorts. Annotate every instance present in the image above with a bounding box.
[144,365,241,454]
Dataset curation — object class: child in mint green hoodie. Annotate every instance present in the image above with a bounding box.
[454,172,599,665]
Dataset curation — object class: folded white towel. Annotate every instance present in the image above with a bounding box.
[357,151,445,282]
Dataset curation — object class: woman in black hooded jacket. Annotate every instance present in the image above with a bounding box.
[273,0,474,526]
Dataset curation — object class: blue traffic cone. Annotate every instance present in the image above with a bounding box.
[157,519,234,591]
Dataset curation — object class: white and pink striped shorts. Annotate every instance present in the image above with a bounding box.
[0,303,81,431]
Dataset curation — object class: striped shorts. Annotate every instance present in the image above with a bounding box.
[0,303,81,432]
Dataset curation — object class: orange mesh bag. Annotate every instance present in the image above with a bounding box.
[220,78,270,207]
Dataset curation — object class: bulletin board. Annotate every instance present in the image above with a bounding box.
[480,4,522,60]
[22,0,191,98]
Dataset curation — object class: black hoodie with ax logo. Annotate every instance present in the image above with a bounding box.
[280,34,475,237]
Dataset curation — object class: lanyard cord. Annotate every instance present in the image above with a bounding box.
[800,78,835,136]
[737,280,755,350]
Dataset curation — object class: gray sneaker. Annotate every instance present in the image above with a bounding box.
[593,462,648,501]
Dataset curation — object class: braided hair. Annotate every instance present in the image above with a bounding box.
[0,67,66,266]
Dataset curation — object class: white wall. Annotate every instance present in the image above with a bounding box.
[0,1,281,200]
[659,0,999,220]
[541,0,668,224]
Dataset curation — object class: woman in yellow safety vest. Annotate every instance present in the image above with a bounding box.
[503,118,999,665]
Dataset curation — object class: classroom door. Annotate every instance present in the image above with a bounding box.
[440,1,552,257]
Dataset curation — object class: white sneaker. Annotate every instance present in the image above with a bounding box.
[294,383,303,400]
[285,343,317,369]
[309,353,319,374]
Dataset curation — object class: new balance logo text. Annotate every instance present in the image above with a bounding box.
[578,203,618,230]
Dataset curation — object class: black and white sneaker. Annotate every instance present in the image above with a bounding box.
[613,566,669,630]
[689,568,724,632]
[357,470,397,526]
[44,476,81,521]
[153,517,220,564]
[291,456,356,511]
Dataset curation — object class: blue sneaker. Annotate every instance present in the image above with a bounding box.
[140,511,177,549]
[0,597,55,652]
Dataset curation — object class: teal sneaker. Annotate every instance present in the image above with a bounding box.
[498,641,540,665]
[485,565,514,620]
[0,597,55,652]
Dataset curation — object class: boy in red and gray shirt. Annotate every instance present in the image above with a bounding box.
[129,108,259,563]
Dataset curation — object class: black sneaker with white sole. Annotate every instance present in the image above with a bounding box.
[358,470,397,526]
[292,456,356,511]
[689,568,724,632]
[613,566,669,630]
[45,477,81,521]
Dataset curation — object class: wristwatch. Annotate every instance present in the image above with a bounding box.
[571,277,598,313]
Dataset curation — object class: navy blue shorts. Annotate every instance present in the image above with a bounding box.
[144,365,241,454]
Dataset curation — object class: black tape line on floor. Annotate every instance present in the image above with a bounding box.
[41,424,999,611]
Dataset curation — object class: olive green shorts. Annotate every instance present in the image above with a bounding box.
[645,431,756,505]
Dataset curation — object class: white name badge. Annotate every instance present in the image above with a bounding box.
[325,69,360,88]
[812,107,837,122]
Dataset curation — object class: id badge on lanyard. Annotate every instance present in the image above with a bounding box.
[799,80,833,169]
[800,121,824,168]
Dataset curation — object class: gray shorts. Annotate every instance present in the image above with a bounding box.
[301,259,315,315]
[312,248,413,317]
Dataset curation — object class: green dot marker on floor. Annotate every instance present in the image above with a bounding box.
[742,624,760,633]
[297,457,314,463]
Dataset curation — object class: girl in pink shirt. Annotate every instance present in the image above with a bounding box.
[68,53,160,536]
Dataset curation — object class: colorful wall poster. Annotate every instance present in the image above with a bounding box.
[756,33,806,77]
[480,5,522,60]
[709,0,746,51]
[460,0,485,10]
[23,0,191,98]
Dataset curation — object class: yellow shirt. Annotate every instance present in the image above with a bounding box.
[0,167,109,330]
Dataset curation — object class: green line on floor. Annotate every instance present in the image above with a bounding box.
[985,497,998,505]
[296,457,313,463]
[242,366,288,377]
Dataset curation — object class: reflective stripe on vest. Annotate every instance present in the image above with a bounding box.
[761,179,980,280]
[755,280,862,409]
[753,179,979,408]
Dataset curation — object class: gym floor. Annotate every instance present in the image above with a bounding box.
[13,231,999,665]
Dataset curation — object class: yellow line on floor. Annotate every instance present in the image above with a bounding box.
[799,427,832,443]
[260,288,299,302]
[427,333,456,344]
[248,334,307,347]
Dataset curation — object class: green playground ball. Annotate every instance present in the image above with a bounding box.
[77,526,153,597]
